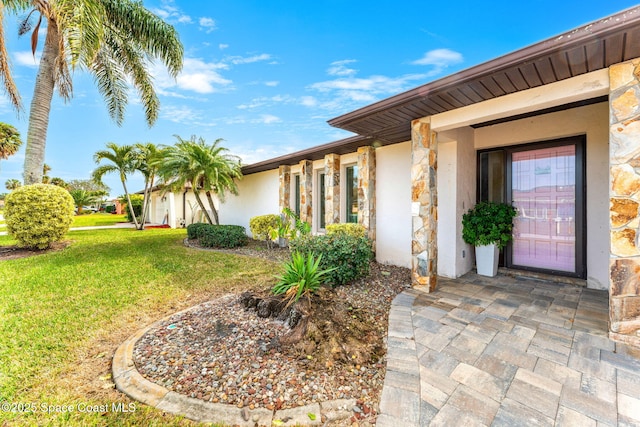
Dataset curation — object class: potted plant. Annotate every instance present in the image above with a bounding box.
[462,201,517,277]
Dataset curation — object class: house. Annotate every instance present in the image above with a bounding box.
[144,184,221,228]
[202,7,640,346]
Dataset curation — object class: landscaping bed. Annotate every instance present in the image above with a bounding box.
[134,239,411,424]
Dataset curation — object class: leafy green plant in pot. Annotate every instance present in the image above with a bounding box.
[462,201,517,277]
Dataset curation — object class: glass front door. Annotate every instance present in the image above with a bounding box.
[511,145,576,273]
[478,136,585,278]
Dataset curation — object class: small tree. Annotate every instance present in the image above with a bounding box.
[69,189,98,214]
[5,179,21,191]
[93,143,141,229]
[0,123,22,169]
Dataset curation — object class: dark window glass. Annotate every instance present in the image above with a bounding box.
[346,165,358,223]
[319,172,325,229]
[479,150,505,203]
[294,175,300,217]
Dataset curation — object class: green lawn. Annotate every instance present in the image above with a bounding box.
[71,213,128,227]
[0,228,278,426]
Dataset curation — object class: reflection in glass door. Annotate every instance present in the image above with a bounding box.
[511,145,576,273]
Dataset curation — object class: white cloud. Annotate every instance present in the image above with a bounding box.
[237,94,317,110]
[153,57,232,94]
[229,54,272,65]
[327,59,357,77]
[300,96,317,107]
[151,1,192,24]
[310,73,427,100]
[159,105,200,123]
[199,17,216,33]
[255,114,281,124]
[15,51,40,67]
[219,43,229,50]
[265,81,279,87]
[411,48,463,75]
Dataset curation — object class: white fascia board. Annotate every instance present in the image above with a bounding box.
[430,69,610,132]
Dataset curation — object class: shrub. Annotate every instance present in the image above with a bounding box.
[462,201,517,249]
[187,222,210,239]
[4,184,75,249]
[198,224,248,248]
[105,205,115,214]
[289,234,374,286]
[119,194,143,223]
[326,223,367,238]
[272,252,335,305]
[249,214,280,240]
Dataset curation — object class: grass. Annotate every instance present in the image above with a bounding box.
[0,228,278,426]
[71,213,128,227]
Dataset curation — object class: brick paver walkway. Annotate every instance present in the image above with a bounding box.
[377,273,640,426]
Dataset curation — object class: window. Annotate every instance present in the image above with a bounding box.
[293,174,300,217]
[346,165,358,223]
[318,172,326,229]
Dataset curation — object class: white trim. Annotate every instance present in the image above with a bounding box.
[430,69,609,132]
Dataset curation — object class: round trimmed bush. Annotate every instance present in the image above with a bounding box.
[5,184,75,249]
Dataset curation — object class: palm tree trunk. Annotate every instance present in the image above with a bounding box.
[193,189,213,224]
[205,191,219,225]
[23,20,59,185]
[140,176,154,228]
[121,178,140,229]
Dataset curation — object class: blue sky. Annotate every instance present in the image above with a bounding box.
[0,0,637,196]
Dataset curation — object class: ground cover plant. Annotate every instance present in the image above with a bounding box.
[0,228,276,426]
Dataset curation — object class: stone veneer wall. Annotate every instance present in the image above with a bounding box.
[324,154,340,226]
[357,147,376,243]
[278,165,290,213]
[411,118,438,291]
[299,160,313,225]
[609,58,640,347]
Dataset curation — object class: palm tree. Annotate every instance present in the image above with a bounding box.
[0,122,22,162]
[41,163,51,183]
[134,143,163,228]
[92,142,140,229]
[0,1,183,184]
[156,136,243,225]
[5,179,21,191]
[69,189,97,214]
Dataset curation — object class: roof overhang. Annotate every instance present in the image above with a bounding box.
[241,134,374,175]
[328,6,640,143]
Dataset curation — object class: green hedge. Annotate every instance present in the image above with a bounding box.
[187,222,210,239]
[289,233,373,286]
[187,223,248,248]
[326,223,367,238]
[249,214,280,241]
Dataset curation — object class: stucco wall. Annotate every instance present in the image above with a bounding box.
[376,142,412,267]
[474,102,610,289]
[436,128,476,278]
[219,169,280,236]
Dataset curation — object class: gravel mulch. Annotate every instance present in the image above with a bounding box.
[133,239,411,424]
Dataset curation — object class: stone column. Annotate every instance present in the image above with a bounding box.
[357,146,376,244]
[324,154,340,226]
[299,160,313,225]
[411,118,437,291]
[278,165,291,213]
[609,58,640,347]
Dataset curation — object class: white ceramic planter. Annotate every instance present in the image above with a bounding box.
[475,243,499,277]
